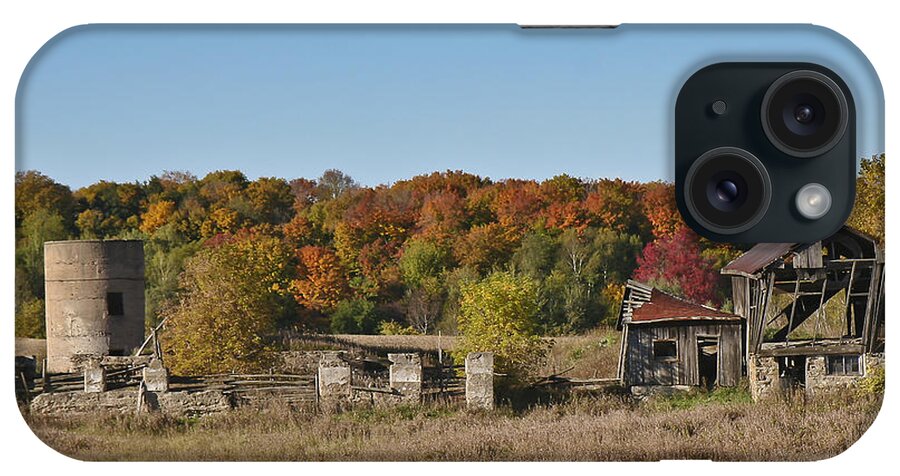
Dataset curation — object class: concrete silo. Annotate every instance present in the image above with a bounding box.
[44,240,145,373]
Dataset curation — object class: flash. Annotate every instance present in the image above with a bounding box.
[795,183,832,220]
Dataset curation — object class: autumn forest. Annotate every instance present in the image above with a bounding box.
[14,154,884,373]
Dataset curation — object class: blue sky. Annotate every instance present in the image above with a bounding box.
[17,24,884,189]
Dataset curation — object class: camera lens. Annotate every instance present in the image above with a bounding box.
[715,180,739,203]
[793,104,815,124]
[708,175,746,212]
[684,147,771,234]
[761,70,849,158]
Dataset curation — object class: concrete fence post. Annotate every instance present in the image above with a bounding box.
[317,351,351,406]
[142,358,169,392]
[83,361,107,393]
[465,352,494,410]
[388,353,422,403]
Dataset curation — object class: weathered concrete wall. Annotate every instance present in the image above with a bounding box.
[317,351,351,407]
[30,389,232,417]
[44,240,145,373]
[388,353,422,403]
[465,352,494,410]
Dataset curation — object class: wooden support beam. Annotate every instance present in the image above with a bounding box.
[758,343,864,357]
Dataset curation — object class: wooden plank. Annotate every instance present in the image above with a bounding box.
[758,343,864,357]
[225,380,315,386]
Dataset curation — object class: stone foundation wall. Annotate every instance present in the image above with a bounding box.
[30,389,233,417]
[748,356,780,401]
[749,353,884,401]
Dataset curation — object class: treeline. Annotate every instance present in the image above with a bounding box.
[14,154,884,343]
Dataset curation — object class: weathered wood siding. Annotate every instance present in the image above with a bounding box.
[624,322,742,387]
[731,277,750,318]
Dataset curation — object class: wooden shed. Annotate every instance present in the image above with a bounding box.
[616,281,743,390]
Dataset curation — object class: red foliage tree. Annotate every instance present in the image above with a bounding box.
[492,181,544,229]
[633,227,719,306]
[417,191,468,240]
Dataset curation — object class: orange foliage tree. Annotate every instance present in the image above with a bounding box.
[290,245,350,312]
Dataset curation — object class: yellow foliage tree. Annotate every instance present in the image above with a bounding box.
[162,234,293,375]
[140,200,176,234]
[847,154,885,242]
[453,272,548,380]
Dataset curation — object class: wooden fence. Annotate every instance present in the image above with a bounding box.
[423,364,465,402]
[170,373,318,405]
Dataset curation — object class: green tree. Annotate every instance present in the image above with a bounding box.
[399,238,452,333]
[536,228,642,332]
[16,208,69,298]
[330,298,380,334]
[453,272,548,380]
[399,238,451,287]
[510,230,559,279]
[15,295,45,338]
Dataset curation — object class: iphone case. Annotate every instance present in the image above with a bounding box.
[14,24,885,461]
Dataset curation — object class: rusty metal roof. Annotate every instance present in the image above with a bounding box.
[618,280,741,327]
[720,242,799,277]
[629,289,741,324]
[720,226,881,278]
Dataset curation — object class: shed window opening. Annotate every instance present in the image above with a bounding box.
[107,292,124,316]
[652,340,678,360]
[826,355,861,376]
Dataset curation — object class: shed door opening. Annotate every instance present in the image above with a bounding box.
[697,337,718,390]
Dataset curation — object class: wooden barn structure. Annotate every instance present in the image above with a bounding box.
[616,280,743,391]
[721,226,885,399]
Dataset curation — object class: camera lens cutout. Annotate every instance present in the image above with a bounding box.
[684,147,772,234]
[761,70,849,158]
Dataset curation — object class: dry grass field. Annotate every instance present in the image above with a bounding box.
[21,330,884,461]
[24,389,881,461]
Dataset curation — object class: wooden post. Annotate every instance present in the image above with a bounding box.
[19,373,30,403]
[42,358,50,393]
[136,381,146,414]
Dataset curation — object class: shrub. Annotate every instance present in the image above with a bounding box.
[453,271,549,380]
[378,321,420,336]
[856,364,885,397]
